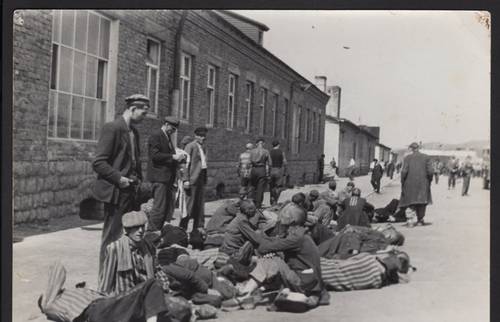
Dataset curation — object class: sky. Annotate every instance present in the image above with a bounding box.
[236,10,490,149]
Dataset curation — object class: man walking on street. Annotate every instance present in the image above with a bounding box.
[461,156,474,196]
[269,140,287,205]
[370,159,384,193]
[399,142,434,227]
[348,158,356,181]
[146,116,184,232]
[317,154,325,183]
[330,156,338,177]
[447,155,459,189]
[386,159,395,180]
[432,158,442,185]
[180,127,209,233]
[249,138,272,209]
[92,94,149,275]
[238,143,254,199]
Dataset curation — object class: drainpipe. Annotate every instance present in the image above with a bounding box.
[171,10,188,118]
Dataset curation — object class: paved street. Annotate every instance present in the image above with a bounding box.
[13,175,489,322]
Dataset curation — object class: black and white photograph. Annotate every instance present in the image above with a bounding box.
[10,9,490,322]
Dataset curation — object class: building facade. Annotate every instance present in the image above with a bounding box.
[13,10,329,223]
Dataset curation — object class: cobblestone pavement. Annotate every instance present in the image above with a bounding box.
[12,175,489,322]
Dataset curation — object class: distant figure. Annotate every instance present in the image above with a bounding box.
[249,138,271,208]
[396,161,403,174]
[399,142,434,227]
[447,156,460,189]
[370,159,384,193]
[386,160,396,179]
[461,156,474,196]
[330,157,338,176]
[238,143,254,199]
[432,159,442,185]
[317,154,325,183]
[269,140,287,205]
[347,158,356,181]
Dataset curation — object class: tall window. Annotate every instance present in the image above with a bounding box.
[244,81,253,133]
[179,53,192,121]
[282,98,288,139]
[304,108,310,142]
[272,94,278,137]
[145,39,160,114]
[49,10,110,141]
[207,65,217,126]
[311,112,316,143]
[317,112,322,143]
[227,74,237,128]
[259,88,267,136]
[292,104,301,154]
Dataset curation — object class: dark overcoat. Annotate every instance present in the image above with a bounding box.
[146,128,177,184]
[91,117,142,204]
[399,151,433,207]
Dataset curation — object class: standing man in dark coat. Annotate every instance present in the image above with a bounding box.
[180,127,208,233]
[370,159,384,193]
[317,154,325,183]
[399,142,434,227]
[92,94,149,274]
[146,116,183,231]
[249,138,272,209]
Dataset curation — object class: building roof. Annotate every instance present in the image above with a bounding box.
[216,10,270,31]
[377,142,391,150]
[338,118,379,140]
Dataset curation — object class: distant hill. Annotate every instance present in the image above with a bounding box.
[421,140,489,151]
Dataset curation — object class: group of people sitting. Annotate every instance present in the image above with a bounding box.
[38,180,414,322]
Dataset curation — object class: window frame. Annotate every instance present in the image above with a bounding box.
[259,87,267,136]
[282,98,288,139]
[145,37,161,115]
[227,73,237,129]
[179,52,192,121]
[48,10,111,142]
[244,81,254,133]
[272,93,278,137]
[207,64,217,127]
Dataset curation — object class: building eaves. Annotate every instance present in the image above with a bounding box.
[339,118,379,140]
[216,10,270,31]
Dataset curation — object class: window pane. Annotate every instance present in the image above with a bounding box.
[183,56,190,77]
[97,60,106,99]
[74,10,88,51]
[61,10,75,47]
[87,13,99,55]
[50,44,58,90]
[48,91,56,137]
[208,67,215,87]
[70,96,83,139]
[83,98,95,140]
[85,56,97,97]
[72,52,86,95]
[52,10,61,43]
[182,80,189,118]
[149,68,157,112]
[57,93,71,138]
[147,40,159,65]
[58,46,72,92]
[99,18,110,59]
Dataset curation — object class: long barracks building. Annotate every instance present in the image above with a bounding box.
[13,10,329,223]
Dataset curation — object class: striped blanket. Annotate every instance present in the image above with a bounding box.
[186,247,227,269]
[320,253,385,291]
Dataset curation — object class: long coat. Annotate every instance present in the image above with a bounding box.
[146,128,177,184]
[183,141,207,186]
[399,151,433,207]
[92,117,142,205]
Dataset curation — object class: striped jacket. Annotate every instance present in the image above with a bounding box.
[320,253,386,291]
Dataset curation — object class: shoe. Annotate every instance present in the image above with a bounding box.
[221,298,241,312]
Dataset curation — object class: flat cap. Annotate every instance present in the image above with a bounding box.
[256,137,265,143]
[408,142,419,149]
[125,94,150,107]
[164,116,180,127]
[194,127,208,136]
[122,210,148,228]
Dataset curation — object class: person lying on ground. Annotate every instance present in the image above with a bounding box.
[234,206,326,311]
[39,261,172,322]
[336,188,374,231]
[373,198,407,223]
[321,250,414,291]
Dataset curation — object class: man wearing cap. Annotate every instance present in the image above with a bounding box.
[399,142,434,227]
[370,159,384,193]
[249,138,272,208]
[92,94,150,275]
[146,116,184,231]
[180,127,209,232]
[269,140,287,205]
[238,143,254,199]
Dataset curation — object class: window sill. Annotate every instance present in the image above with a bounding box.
[205,124,215,128]
[48,137,98,144]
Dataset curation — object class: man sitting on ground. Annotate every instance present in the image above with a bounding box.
[336,188,374,231]
[337,181,355,203]
[204,200,241,249]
